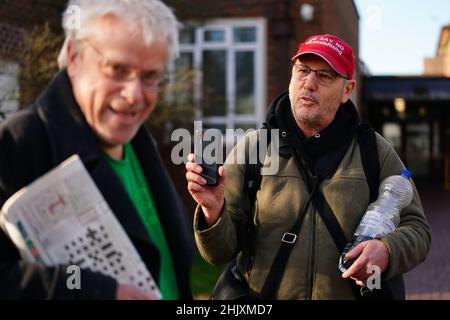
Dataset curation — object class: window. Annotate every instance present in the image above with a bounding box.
[0,62,19,122]
[382,123,402,153]
[177,19,266,134]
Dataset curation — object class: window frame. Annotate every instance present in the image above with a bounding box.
[178,18,267,132]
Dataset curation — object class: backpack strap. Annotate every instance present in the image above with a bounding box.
[355,124,405,299]
[356,123,380,202]
[245,127,271,207]
[237,128,270,280]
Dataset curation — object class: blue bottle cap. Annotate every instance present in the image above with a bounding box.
[401,169,412,178]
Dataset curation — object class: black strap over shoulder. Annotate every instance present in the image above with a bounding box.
[309,124,380,256]
[245,126,271,207]
[356,123,380,202]
[291,124,387,299]
[259,176,316,299]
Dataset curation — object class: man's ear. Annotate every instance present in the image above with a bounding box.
[341,79,356,103]
[66,40,77,77]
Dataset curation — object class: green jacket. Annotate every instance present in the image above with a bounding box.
[194,97,431,300]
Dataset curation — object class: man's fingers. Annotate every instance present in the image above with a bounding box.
[185,160,202,174]
[342,254,367,279]
[218,165,226,186]
[116,284,159,300]
[187,153,195,162]
[346,242,365,259]
[351,267,371,281]
[342,242,366,278]
[134,291,159,300]
[187,181,205,193]
[186,171,206,185]
[355,280,365,287]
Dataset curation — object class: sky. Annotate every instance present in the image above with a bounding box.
[354,0,450,75]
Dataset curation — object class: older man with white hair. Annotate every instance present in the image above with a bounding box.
[0,0,193,300]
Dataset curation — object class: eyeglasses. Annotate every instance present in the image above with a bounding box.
[79,39,168,93]
[292,64,347,86]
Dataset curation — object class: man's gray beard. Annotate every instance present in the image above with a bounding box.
[295,109,321,130]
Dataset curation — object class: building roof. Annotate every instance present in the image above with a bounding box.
[364,75,450,102]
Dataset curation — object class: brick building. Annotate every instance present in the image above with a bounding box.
[424,25,450,77]
[1,0,360,129]
[0,0,360,209]
[166,0,360,131]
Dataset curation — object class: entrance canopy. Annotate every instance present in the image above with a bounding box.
[363,76,450,187]
[364,76,450,103]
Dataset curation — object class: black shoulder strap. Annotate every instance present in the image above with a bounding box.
[310,123,387,300]
[309,122,381,252]
[241,128,268,271]
[357,123,380,202]
[245,127,271,206]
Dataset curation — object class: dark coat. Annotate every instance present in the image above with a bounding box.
[0,70,193,299]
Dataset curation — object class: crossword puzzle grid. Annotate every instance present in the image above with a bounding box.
[61,223,158,294]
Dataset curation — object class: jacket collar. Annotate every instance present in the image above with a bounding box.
[35,70,102,165]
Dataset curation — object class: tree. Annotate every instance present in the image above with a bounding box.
[18,22,63,108]
[147,66,197,216]
[148,67,196,145]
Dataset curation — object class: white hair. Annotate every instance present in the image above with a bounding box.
[57,0,180,69]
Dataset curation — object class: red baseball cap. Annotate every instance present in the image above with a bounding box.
[291,34,355,80]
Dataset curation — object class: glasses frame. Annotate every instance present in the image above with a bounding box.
[77,38,169,93]
[291,63,348,86]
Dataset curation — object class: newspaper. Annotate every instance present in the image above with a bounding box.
[0,154,161,299]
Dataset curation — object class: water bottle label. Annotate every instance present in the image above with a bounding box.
[355,210,383,237]
[381,218,396,234]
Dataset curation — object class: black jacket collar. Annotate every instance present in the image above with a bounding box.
[36,70,102,165]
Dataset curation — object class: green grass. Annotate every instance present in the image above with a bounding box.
[190,251,226,299]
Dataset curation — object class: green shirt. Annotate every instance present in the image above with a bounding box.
[104,143,179,299]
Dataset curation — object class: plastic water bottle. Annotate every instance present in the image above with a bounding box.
[338,169,414,273]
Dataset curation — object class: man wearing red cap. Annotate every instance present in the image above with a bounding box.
[186,34,431,299]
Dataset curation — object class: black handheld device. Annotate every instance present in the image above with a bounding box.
[194,131,220,186]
